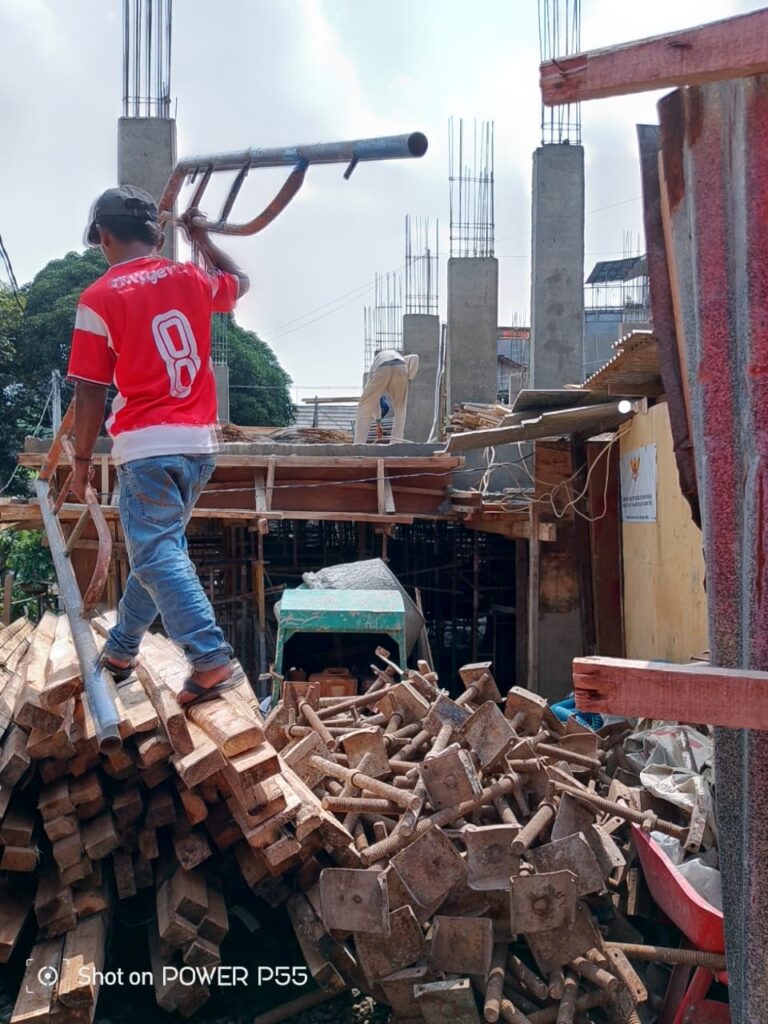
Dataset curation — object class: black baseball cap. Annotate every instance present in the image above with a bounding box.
[86,185,160,245]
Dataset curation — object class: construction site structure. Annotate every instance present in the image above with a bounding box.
[540,6,768,1018]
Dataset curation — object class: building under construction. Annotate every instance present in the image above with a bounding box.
[2,2,768,1022]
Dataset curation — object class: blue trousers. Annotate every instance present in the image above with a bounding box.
[104,454,232,671]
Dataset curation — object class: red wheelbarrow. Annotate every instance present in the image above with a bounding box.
[633,826,729,1023]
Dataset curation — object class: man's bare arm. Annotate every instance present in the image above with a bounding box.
[180,208,250,297]
[71,380,108,500]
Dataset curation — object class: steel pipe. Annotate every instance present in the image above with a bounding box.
[35,399,121,753]
[159,131,428,237]
[35,477,122,754]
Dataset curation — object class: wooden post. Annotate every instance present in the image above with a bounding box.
[471,531,480,662]
[3,572,14,626]
[515,541,528,688]
[571,436,596,657]
[255,531,267,675]
[527,507,540,693]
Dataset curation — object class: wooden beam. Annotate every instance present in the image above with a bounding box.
[540,9,768,106]
[265,456,276,511]
[17,451,464,471]
[254,468,270,536]
[574,656,768,730]
[376,459,386,517]
[462,516,557,542]
[2,573,13,627]
[527,507,541,693]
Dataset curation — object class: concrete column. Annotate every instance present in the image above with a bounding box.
[118,117,177,259]
[528,145,585,700]
[403,313,440,441]
[529,144,584,389]
[447,257,499,410]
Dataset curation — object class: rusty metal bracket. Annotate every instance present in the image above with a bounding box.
[319,867,389,936]
[510,869,578,934]
[429,915,494,978]
[414,978,481,1024]
[464,823,520,891]
[390,824,467,908]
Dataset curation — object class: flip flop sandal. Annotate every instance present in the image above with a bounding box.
[99,653,136,683]
[178,665,244,707]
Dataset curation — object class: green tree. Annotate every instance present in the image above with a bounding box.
[0,249,106,488]
[0,530,54,622]
[0,286,27,486]
[224,316,295,426]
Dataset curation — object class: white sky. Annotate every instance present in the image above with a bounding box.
[0,0,761,402]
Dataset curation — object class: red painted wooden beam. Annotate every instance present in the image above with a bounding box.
[540,9,768,106]
[573,656,768,731]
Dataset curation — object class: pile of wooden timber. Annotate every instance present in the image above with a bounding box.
[0,613,711,1023]
[0,611,351,1022]
[219,423,353,445]
[448,403,510,433]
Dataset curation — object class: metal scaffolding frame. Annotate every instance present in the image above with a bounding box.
[448,118,495,259]
[363,272,403,372]
[405,215,439,315]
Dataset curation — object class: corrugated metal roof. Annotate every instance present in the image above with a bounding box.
[293,404,359,430]
[586,255,648,284]
[582,329,662,396]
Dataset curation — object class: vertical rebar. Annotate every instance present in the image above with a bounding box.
[448,117,495,258]
[123,0,172,119]
[538,0,581,145]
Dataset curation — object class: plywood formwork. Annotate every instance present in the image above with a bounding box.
[12,447,463,526]
[620,402,707,663]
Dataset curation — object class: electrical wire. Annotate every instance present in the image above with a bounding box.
[498,422,631,523]
[0,234,24,312]
[262,194,642,344]
[0,384,54,496]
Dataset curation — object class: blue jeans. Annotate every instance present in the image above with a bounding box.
[104,455,233,672]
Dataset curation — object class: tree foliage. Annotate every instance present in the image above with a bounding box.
[0,249,108,488]
[224,316,295,426]
[0,250,294,488]
[0,529,54,622]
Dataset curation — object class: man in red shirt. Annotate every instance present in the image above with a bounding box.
[68,185,250,706]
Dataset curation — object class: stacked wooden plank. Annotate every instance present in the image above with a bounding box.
[448,403,510,433]
[0,612,353,1023]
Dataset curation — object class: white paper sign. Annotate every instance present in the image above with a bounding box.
[620,444,657,522]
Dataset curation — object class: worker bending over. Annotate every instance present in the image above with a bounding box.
[67,186,250,707]
[354,348,419,443]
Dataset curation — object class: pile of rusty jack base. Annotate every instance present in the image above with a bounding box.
[262,652,713,1024]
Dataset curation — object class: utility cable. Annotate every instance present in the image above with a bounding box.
[0,234,24,311]
[0,384,54,496]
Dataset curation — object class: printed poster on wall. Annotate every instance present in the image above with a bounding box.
[620,444,657,522]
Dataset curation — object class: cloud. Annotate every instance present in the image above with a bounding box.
[2,0,765,397]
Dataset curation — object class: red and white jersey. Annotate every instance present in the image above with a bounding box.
[67,255,239,464]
